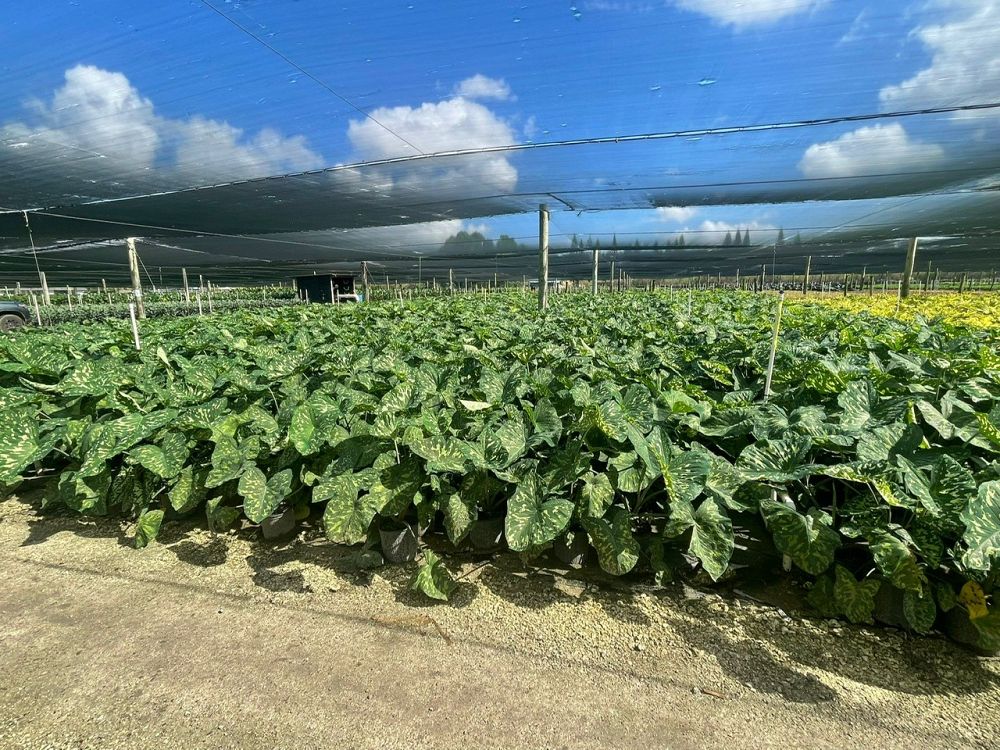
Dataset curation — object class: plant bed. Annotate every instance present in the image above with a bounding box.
[2,292,1000,644]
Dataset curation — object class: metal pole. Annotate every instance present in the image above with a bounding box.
[126,237,146,319]
[537,203,550,310]
[901,237,918,299]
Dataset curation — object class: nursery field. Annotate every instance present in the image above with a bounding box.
[2,290,1000,652]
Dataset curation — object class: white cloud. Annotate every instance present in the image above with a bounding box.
[656,206,698,222]
[8,65,160,174]
[452,75,514,102]
[879,0,1000,121]
[673,0,826,28]
[798,123,944,179]
[2,64,324,189]
[678,220,777,244]
[346,92,518,195]
[838,8,870,45]
[328,219,490,251]
[172,119,322,183]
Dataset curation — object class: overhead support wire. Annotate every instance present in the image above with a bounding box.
[5,100,999,216]
[200,0,425,156]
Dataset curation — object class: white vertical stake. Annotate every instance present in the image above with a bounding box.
[30,291,42,325]
[128,303,142,351]
[763,291,785,402]
[196,291,204,316]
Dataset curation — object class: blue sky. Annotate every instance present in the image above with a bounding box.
[2,0,998,253]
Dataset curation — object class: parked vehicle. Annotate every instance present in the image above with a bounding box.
[0,301,31,331]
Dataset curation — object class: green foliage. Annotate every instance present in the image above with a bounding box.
[410,550,456,601]
[4,290,1000,635]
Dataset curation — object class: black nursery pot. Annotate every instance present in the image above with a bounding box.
[469,515,505,553]
[553,532,590,567]
[380,524,419,563]
[261,507,296,540]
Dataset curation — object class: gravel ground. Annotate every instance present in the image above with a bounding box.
[1,496,999,750]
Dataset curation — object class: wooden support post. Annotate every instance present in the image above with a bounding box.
[126,237,146,319]
[362,261,370,302]
[207,281,214,313]
[959,272,968,294]
[860,265,867,293]
[609,260,615,293]
[182,268,190,303]
[763,292,785,402]
[449,268,454,294]
[843,273,849,297]
[901,237,918,299]
[990,269,996,292]
[802,256,811,296]
[923,260,932,292]
[39,271,51,306]
[128,303,142,351]
[537,203,550,311]
[760,264,766,291]
[30,292,42,325]
[591,247,599,295]
[735,268,741,290]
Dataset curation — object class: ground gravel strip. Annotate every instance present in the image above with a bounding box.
[1,498,999,750]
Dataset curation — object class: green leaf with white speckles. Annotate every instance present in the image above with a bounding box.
[760,500,839,575]
[583,506,639,576]
[320,473,380,545]
[961,481,1000,572]
[504,472,573,552]
[238,466,293,524]
[903,588,936,634]
[134,508,164,549]
[868,531,925,592]
[130,432,188,479]
[410,550,455,601]
[833,565,881,624]
[579,472,614,518]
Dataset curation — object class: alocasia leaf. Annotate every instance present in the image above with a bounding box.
[961,481,1000,571]
[579,472,614,518]
[833,565,881,624]
[238,466,292,523]
[582,506,640,576]
[665,496,734,581]
[760,499,839,575]
[134,508,164,549]
[868,531,926,592]
[504,472,573,551]
[410,550,455,601]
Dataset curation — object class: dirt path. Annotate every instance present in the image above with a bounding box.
[1,498,998,750]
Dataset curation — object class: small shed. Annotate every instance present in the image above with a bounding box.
[294,273,356,303]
